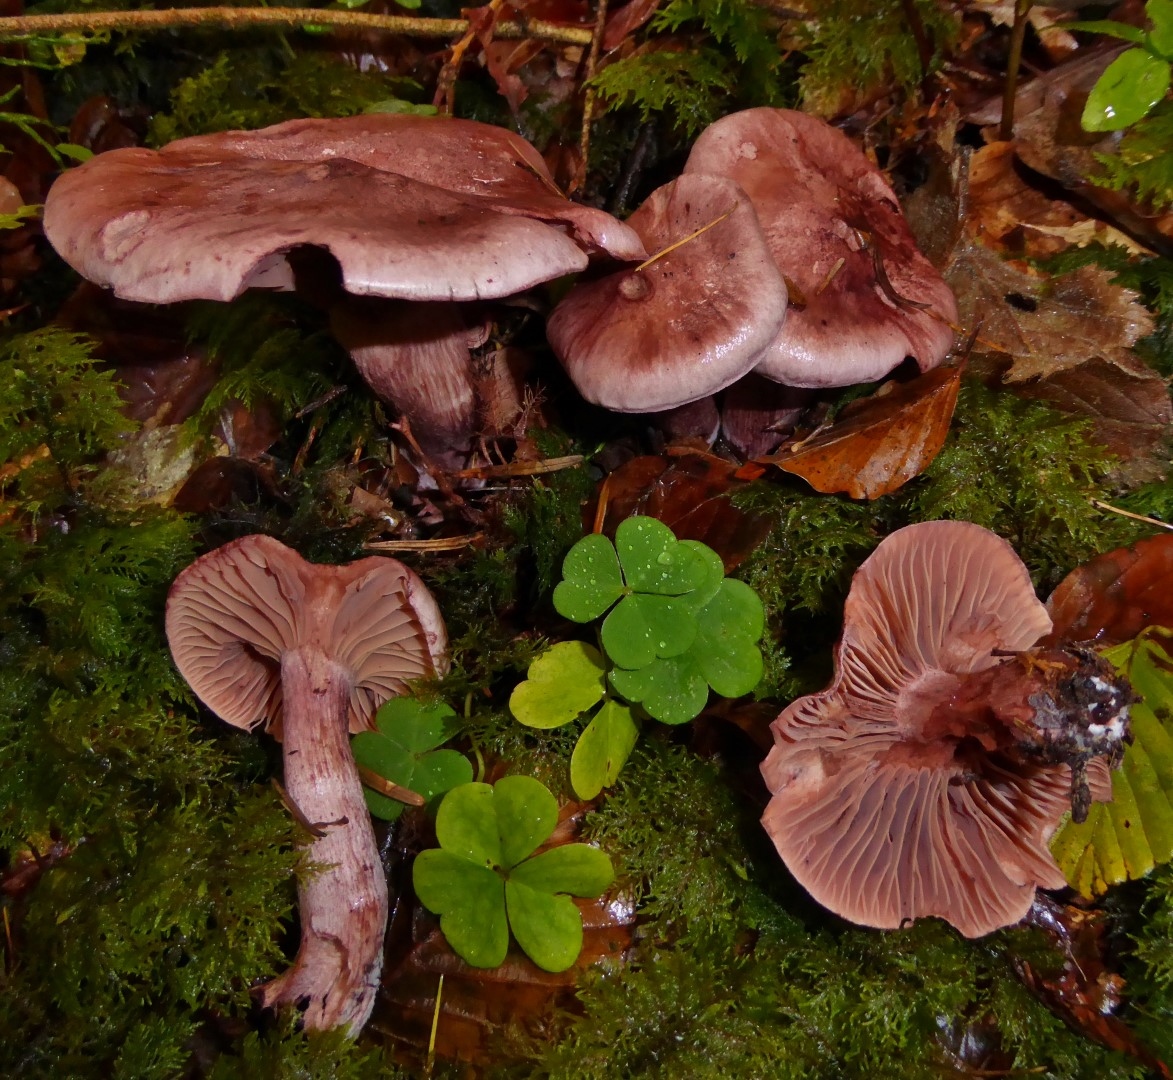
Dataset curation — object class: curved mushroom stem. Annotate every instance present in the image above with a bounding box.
[258,647,388,1034]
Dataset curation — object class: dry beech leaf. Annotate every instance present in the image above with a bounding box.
[967,142,1146,260]
[946,243,1154,383]
[1046,533,1173,647]
[758,364,962,501]
[589,452,772,572]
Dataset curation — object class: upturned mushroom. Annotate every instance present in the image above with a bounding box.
[42,113,645,458]
[761,520,1131,938]
[165,534,448,1032]
[685,108,958,390]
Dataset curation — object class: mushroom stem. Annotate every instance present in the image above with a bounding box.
[258,647,388,1034]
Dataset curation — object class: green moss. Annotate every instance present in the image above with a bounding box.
[894,379,1141,592]
[149,49,427,144]
[792,0,959,113]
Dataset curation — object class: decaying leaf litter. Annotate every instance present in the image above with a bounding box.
[7,0,1173,1076]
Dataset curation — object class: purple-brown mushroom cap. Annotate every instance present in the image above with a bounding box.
[44,151,592,305]
[685,109,957,388]
[761,520,1107,938]
[547,173,788,412]
[169,114,646,262]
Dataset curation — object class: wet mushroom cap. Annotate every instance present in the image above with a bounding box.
[760,520,1106,938]
[168,114,646,261]
[165,533,448,736]
[547,173,788,412]
[45,152,592,305]
[684,108,957,388]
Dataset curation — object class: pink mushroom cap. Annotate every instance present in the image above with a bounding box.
[685,108,957,389]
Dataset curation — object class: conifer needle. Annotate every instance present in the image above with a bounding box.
[632,207,735,273]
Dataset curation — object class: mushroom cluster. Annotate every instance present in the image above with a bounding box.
[165,534,448,1033]
[549,108,958,455]
[43,113,646,461]
[761,520,1132,938]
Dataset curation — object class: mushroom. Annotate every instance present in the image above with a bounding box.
[546,172,788,412]
[165,534,448,1032]
[761,520,1131,938]
[42,113,646,458]
[684,108,957,389]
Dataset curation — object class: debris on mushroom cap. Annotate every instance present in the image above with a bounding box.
[760,520,1123,939]
[165,534,449,1034]
[169,114,647,262]
[547,173,788,412]
[165,532,448,739]
[330,298,481,461]
[684,108,957,388]
[44,151,591,305]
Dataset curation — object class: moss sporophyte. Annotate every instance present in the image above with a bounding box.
[510,516,765,798]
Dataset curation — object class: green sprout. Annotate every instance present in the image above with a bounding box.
[510,517,765,798]
[351,697,472,821]
[413,775,614,971]
[1074,0,1173,131]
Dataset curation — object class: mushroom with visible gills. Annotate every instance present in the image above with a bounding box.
[165,534,448,1033]
[761,520,1132,938]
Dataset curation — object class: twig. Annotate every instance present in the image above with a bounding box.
[0,7,593,45]
[999,0,1034,140]
[363,534,483,552]
[425,974,445,1077]
[571,0,609,195]
[356,765,426,807]
[433,0,508,113]
[452,453,584,479]
[1091,498,1173,532]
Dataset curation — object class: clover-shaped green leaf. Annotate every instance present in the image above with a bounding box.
[413,776,614,971]
[609,577,766,724]
[613,516,710,595]
[351,697,472,820]
[552,533,624,621]
[509,641,606,730]
[570,699,640,800]
[1150,0,1173,58]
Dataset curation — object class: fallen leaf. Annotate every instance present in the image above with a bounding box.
[967,141,1146,260]
[1046,533,1173,646]
[589,452,772,572]
[1015,893,1172,1078]
[946,243,1154,383]
[758,364,962,500]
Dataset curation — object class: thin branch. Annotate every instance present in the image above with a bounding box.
[999,0,1033,140]
[571,0,609,194]
[0,7,593,45]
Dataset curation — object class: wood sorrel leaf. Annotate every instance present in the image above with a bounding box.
[435,782,502,868]
[352,697,470,820]
[570,699,640,800]
[504,881,584,973]
[553,533,625,622]
[509,641,606,730]
[610,654,709,725]
[413,850,509,968]
[614,516,709,595]
[601,592,698,669]
[494,774,558,869]
[1082,48,1171,131]
[510,844,616,896]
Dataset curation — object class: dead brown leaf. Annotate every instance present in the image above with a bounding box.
[759,364,962,500]
[946,243,1154,383]
[589,451,772,572]
[1046,533,1173,647]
